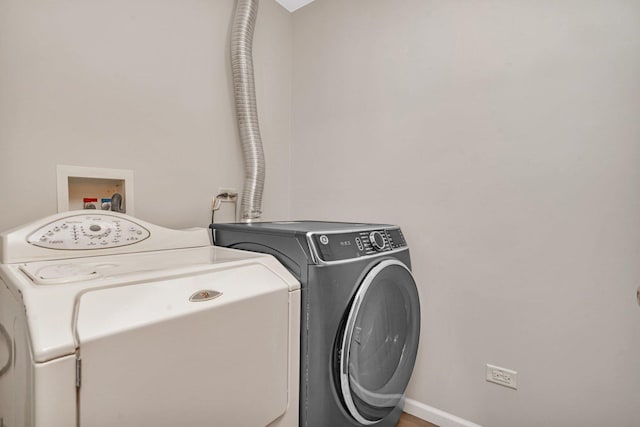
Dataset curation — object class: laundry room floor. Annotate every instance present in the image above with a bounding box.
[398,413,438,427]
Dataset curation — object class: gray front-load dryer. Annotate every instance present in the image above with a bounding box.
[211,221,421,427]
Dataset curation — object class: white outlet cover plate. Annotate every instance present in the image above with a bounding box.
[486,364,518,390]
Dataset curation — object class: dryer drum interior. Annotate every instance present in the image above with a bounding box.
[336,259,421,425]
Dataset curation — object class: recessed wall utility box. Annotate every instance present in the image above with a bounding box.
[56,165,135,214]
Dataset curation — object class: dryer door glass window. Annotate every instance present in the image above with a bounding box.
[339,259,421,425]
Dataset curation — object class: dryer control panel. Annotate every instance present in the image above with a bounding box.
[310,228,407,263]
[26,214,150,250]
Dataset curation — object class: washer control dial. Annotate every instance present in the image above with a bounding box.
[27,214,150,250]
[369,231,386,251]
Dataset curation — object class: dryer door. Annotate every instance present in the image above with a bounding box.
[338,259,420,425]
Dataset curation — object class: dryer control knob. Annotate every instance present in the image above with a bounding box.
[369,231,386,251]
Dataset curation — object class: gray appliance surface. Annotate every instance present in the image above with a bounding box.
[211,221,420,427]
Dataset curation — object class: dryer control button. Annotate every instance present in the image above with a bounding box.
[369,231,386,251]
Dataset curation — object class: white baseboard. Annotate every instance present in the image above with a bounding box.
[403,398,483,427]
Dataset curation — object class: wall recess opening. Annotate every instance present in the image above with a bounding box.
[57,165,134,215]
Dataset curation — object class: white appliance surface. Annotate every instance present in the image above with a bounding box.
[0,211,300,427]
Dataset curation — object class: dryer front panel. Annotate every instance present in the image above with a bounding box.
[338,259,420,425]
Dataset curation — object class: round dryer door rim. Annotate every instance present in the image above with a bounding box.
[338,258,420,425]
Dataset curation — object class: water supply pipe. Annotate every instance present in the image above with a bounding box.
[231,0,265,222]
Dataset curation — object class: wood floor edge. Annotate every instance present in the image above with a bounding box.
[398,412,439,427]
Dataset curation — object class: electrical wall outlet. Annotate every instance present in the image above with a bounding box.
[486,364,518,390]
[211,188,239,223]
[217,188,238,201]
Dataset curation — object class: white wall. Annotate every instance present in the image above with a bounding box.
[0,0,292,231]
[291,1,640,426]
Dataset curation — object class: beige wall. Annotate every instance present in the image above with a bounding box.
[0,0,292,231]
[3,0,640,426]
[292,0,640,426]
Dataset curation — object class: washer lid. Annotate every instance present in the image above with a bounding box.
[339,259,421,425]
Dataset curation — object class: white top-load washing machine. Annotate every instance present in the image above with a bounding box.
[0,211,300,427]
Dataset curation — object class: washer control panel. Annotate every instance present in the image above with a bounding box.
[311,227,407,262]
[26,213,150,250]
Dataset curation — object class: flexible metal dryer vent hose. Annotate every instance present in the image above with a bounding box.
[231,0,265,222]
